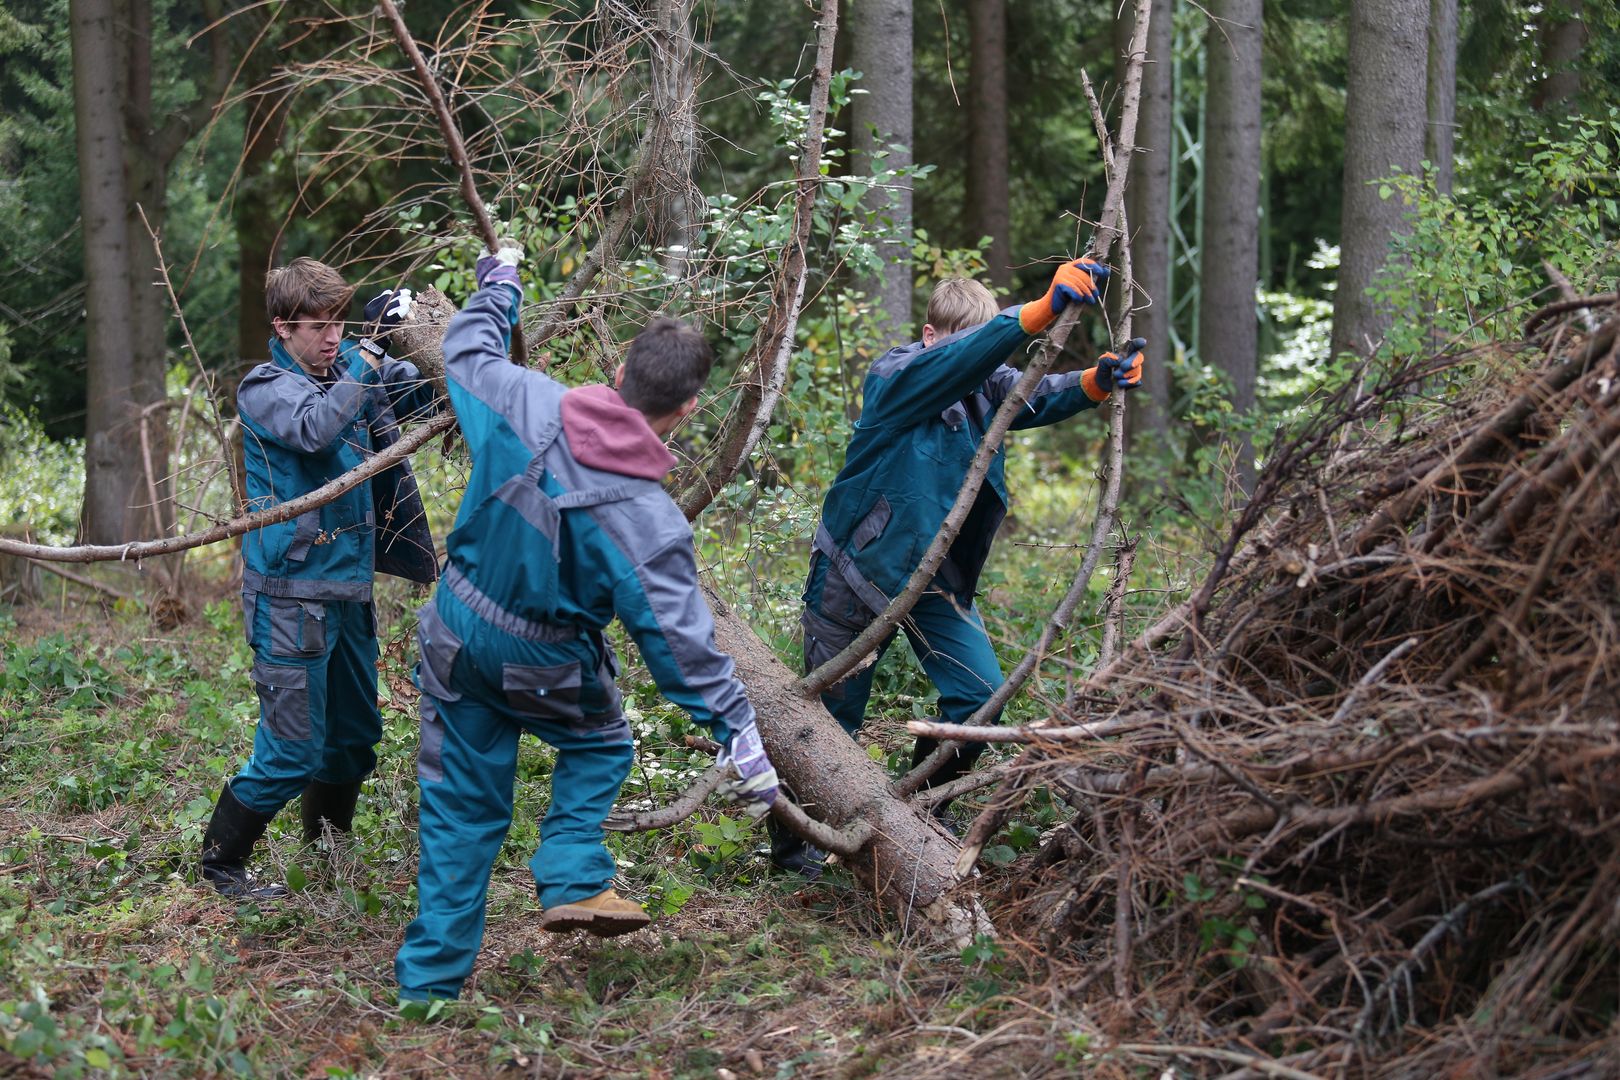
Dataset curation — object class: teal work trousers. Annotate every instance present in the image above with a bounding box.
[395,592,631,1000]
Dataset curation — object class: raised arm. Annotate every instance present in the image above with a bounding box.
[237,364,380,455]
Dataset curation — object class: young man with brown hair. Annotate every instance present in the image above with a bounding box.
[394,247,776,1002]
[780,260,1146,874]
[199,257,438,897]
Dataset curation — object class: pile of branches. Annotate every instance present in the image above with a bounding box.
[988,301,1620,1076]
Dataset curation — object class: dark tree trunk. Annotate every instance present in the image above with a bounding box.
[850,0,914,347]
[72,0,144,543]
[653,0,699,280]
[1120,0,1173,446]
[72,0,226,543]
[233,97,289,514]
[1330,0,1427,362]
[1533,0,1587,113]
[1198,0,1262,490]
[1426,0,1457,195]
[967,0,1011,293]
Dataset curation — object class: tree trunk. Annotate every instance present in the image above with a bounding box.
[850,0,914,347]
[1426,0,1457,195]
[1329,0,1427,362]
[653,0,699,281]
[1120,0,1173,446]
[1533,0,1586,113]
[967,0,1011,294]
[708,594,983,939]
[72,0,144,543]
[1198,0,1262,490]
[74,0,225,543]
[233,98,289,515]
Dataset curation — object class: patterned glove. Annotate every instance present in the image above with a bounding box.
[715,721,779,819]
[474,246,523,292]
[362,287,414,353]
[1081,337,1147,401]
[1019,259,1110,334]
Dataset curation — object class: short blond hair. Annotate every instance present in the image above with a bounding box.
[266,257,354,323]
[925,277,998,337]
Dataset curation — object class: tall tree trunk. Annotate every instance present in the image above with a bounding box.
[1198,0,1262,490]
[1426,0,1457,195]
[653,0,699,281]
[1120,0,1173,446]
[233,97,289,514]
[72,0,143,543]
[967,0,1011,294]
[1329,0,1427,362]
[850,0,914,347]
[73,0,227,543]
[1533,0,1587,113]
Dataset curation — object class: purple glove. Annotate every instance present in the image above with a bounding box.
[474,246,522,292]
[715,720,779,819]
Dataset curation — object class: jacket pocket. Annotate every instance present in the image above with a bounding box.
[415,602,463,702]
[267,597,327,657]
[417,695,445,784]
[252,661,311,741]
[286,509,322,562]
[850,496,892,552]
[502,661,584,724]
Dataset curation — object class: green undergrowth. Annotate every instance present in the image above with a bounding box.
[0,588,1107,1078]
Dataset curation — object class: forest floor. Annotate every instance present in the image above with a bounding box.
[0,576,1096,1080]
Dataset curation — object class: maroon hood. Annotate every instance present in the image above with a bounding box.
[560,384,677,481]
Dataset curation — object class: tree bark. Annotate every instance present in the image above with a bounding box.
[1198,0,1262,490]
[1329,0,1427,362]
[72,0,142,543]
[1426,0,1457,195]
[74,0,227,543]
[1120,0,1173,445]
[850,0,914,347]
[967,0,1011,293]
[1533,0,1586,113]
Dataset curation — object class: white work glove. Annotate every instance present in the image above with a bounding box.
[715,721,779,819]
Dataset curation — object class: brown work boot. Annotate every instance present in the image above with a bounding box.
[538,888,651,937]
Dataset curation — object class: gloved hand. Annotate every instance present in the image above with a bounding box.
[715,721,779,819]
[1081,337,1147,401]
[1019,259,1110,334]
[362,287,414,352]
[475,245,523,292]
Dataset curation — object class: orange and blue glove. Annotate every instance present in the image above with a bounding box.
[1018,259,1110,335]
[1081,338,1146,401]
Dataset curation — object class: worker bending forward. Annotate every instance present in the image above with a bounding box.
[395,247,777,1001]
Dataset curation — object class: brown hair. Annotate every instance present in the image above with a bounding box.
[925,277,998,337]
[265,257,354,323]
[620,316,714,416]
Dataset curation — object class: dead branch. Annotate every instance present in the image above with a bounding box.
[672,0,837,518]
[375,0,527,363]
[0,415,452,564]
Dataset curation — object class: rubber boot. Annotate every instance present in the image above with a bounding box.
[767,812,826,880]
[200,783,287,899]
[300,778,362,843]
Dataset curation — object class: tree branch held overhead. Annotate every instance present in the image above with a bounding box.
[375,0,527,364]
[672,0,838,519]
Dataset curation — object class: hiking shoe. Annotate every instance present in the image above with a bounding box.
[539,889,651,937]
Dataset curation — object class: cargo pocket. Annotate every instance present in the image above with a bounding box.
[801,608,860,700]
[253,661,311,741]
[414,602,463,702]
[267,597,327,657]
[417,696,445,783]
[502,661,584,724]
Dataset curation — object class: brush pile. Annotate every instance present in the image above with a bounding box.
[992,301,1620,1077]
